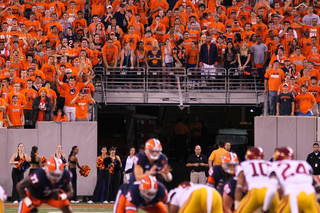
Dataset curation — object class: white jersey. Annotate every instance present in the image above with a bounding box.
[235,159,272,191]
[170,184,216,208]
[272,160,314,196]
[0,185,7,201]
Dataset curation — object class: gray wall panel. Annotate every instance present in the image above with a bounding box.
[297,117,316,160]
[277,117,297,157]
[0,128,7,195]
[37,122,61,159]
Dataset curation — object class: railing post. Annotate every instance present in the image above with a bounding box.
[264,92,268,116]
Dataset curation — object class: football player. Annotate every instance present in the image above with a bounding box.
[113,175,168,213]
[16,157,73,213]
[131,138,172,183]
[234,147,279,213]
[168,183,223,213]
[262,147,320,213]
[207,152,239,194]
[222,177,237,213]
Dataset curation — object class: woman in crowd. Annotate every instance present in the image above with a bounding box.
[108,147,122,203]
[52,108,68,122]
[88,146,111,204]
[28,146,41,175]
[224,41,238,72]
[161,38,174,88]
[68,146,85,203]
[122,147,136,184]
[237,42,251,89]
[119,42,134,89]
[9,143,28,203]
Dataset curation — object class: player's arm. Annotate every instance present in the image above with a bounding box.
[61,182,74,200]
[262,173,279,212]
[234,171,245,210]
[169,204,179,213]
[16,176,38,210]
[133,164,157,181]
[9,153,19,165]
[159,164,173,182]
[223,192,233,213]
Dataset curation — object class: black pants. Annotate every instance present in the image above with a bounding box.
[70,168,77,201]
[12,168,23,201]
[109,170,121,201]
[92,170,110,202]
[29,168,37,175]
[57,97,65,110]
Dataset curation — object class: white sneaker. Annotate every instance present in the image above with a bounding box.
[87,200,94,204]
[75,201,80,203]
[103,200,109,204]
[109,201,114,204]
[70,200,76,204]
[13,200,19,204]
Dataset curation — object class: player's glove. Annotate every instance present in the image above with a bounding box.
[23,197,38,212]
[52,191,68,200]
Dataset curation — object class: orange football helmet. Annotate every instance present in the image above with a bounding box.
[222,152,239,175]
[145,138,162,160]
[245,147,264,160]
[45,157,64,183]
[139,175,158,201]
[274,147,294,161]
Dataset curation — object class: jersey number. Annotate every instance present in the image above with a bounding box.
[250,162,268,177]
[30,174,39,184]
[280,163,308,180]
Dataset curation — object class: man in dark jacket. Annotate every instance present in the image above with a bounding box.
[199,33,219,87]
[307,143,320,175]
[32,87,52,122]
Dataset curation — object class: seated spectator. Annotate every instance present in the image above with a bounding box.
[52,108,68,122]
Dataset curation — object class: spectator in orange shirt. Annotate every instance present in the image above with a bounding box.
[41,56,55,82]
[45,81,57,113]
[308,76,320,116]
[0,97,5,126]
[70,89,96,121]
[264,60,285,115]
[6,95,24,129]
[102,38,118,69]
[290,47,306,73]
[151,15,166,44]
[52,108,68,122]
[21,79,37,126]
[187,41,200,69]
[295,84,317,116]
[6,82,26,107]
[123,25,140,50]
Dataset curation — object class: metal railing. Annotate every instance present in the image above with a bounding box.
[93,66,264,106]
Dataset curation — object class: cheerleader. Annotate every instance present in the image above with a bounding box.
[9,143,28,203]
[88,146,111,204]
[68,146,85,203]
[108,147,122,203]
[28,146,41,175]
[51,145,68,165]
[122,147,135,184]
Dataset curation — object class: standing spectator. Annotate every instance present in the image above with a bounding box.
[114,4,128,33]
[302,6,320,26]
[32,87,53,122]
[308,76,320,116]
[108,147,122,203]
[307,143,320,175]
[189,116,202,149]
[9,143,28,203]
[276,83,295,116]
[21,79,37,126]
[0,97,5,127]
[251,36,268,78]
[295,84,317,116]
[264,60,285,115]
[52,109,68,122]
[70,89,96,121]
[186,145,208,184]
[208,141,228,168]
[122,147,136,184]
[199,33,218,80]
[173,39,187,68]
[224,41,238,71]
[6,95,25,129]
[171,117,188,161]
[224,142,232,152]
[237,42,251,89]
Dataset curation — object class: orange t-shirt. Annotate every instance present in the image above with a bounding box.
[74,96,92,119]
[62,83,84,107]
[290,55,306,73]
[295,93,316,114]
[308,85,320,103]
[187,48,200,65]
[0,98,5,121]
[10,62,23,77]
[123,34,140,50]
[150,23,166,43]
[264,68,285,91]
[40,64,55,82]
[1,87,13,100]
[47,89,57,106]
[6,92,26,106]
[307,54,320,71]
[21,88,38,110]
[143,37,157,52]
[308,69,320,80]
[52,114,68,122]
[252,23,268,39]
[299,37,312,57]
[6,104,23,126]
[188,30,201,42]
[102,45,118,64]
[298,76,311,86]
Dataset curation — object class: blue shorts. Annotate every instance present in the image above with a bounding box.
[298,111,313,116]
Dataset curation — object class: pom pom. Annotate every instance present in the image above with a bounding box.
[20,161,30,173]
[17,158,27,170]
[41,156,47,167]
[61,157,67,164]
[97,157,105,170]
[109,165,115,174]
[79,165,90,177]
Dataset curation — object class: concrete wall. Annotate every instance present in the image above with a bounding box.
[255,116,317,161]
[0,122,97,197]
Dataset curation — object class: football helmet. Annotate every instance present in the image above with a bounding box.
[274,147,294,161]
[145,138,162,160]
[245,147,264,160]
[45,157,64,183]
[139,175,158,201]
[222,152,239,175]
[178,181,193,188]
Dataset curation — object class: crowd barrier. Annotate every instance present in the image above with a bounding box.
[255,116,318,161]
[0,122,97,197]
